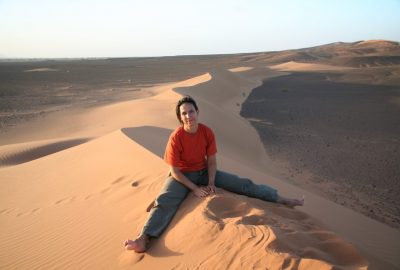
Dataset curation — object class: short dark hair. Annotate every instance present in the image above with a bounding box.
[176,95,199,124]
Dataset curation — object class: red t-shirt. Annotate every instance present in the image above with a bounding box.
[164,123,217,172]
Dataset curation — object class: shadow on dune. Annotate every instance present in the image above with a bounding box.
[0,138,92,166]
[121,126,172,159]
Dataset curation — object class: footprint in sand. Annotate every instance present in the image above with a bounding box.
[31,208,41,213]
[16,208,42,217]
[237,214,278,227]
[203,196,255,230]
[0,208,9,214]
[54,196,76,205]
[100,187,112,194]
[131,181,140,187]
[0,208,19,215]
[110,174,145,188]
[112,176,128,185]
[206,196,252,219]
[130,176,144,188]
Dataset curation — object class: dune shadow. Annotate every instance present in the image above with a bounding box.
[0,138,92,166]
[121,126,172,159]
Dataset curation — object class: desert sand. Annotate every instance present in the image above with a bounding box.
[1,41,400,270]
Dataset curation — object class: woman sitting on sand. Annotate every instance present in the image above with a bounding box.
[125,95,304,252]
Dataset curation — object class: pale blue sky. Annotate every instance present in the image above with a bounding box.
[1,0,399,58]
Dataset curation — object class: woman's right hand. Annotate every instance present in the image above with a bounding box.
[193,186,210,197]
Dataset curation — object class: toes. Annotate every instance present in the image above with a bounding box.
[124,239,134,247]
[124,239,147,252]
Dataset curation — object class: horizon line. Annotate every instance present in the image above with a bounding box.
[1,39,398,62]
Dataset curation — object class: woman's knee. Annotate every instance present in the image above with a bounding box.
[240,178,254,193]
[215,170,240,184]
[215,171,253,194]
[155,189,188,208]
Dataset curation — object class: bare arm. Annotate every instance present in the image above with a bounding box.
[170,166,209,197]
[207,154,217,193]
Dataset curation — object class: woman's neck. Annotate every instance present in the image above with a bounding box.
[183,123,198,134]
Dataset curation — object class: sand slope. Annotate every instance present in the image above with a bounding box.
[1,68,399,270]
[0,129,364,270]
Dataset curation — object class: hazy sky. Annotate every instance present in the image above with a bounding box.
[1,0,399,58]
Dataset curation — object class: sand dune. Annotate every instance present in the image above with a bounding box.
[270,61,353,71]
[228,66,254,72]
[1,65,400,270]
[0,130,168,269]
[0,128,367,270]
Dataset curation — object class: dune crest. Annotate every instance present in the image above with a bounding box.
[228,66,254,72]
[0,137,92,167]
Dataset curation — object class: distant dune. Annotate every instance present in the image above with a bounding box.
[237,39,400,67]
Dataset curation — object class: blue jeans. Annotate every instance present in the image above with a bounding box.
[142,169,278,237]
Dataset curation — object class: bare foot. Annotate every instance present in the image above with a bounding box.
[277,195,305,207]
[125,234,149,253]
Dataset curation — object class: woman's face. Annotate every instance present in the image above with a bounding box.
[179,103,198,128]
